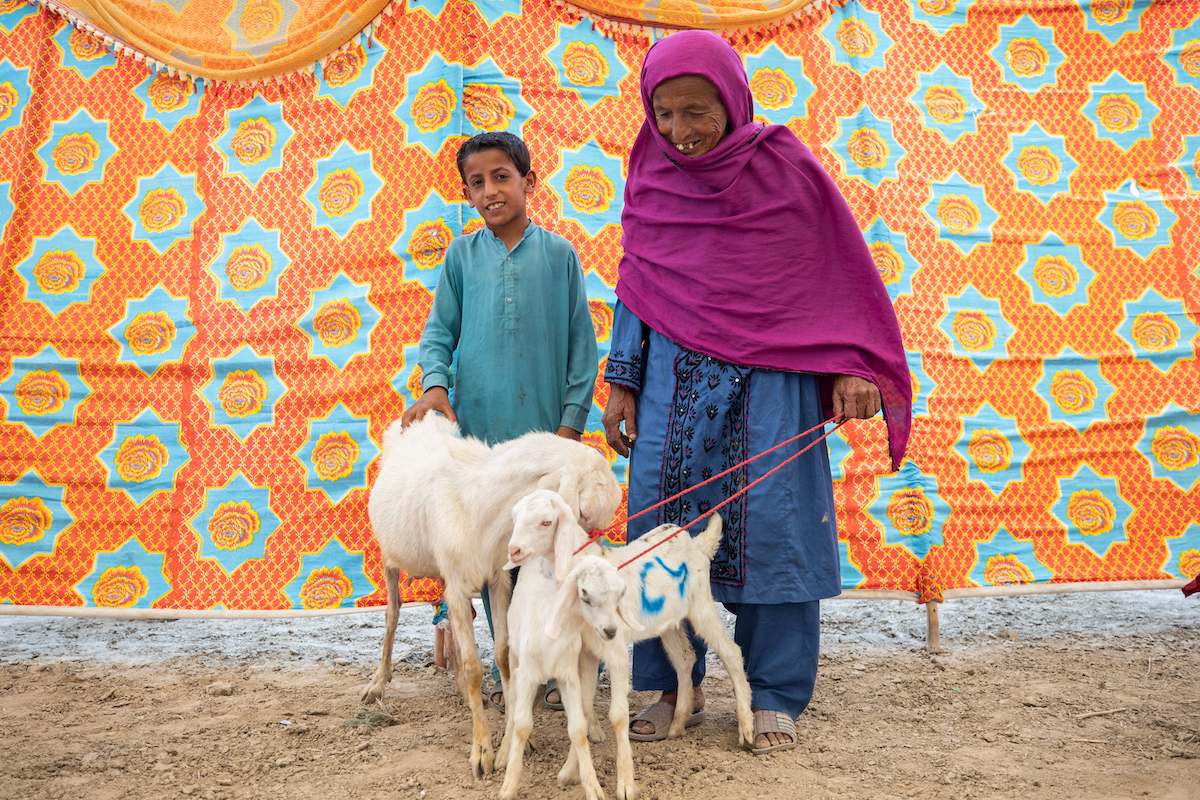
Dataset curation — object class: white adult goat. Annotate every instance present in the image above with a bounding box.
[496,555,644,800]
[364,415,621,778]
[507,488,756,749]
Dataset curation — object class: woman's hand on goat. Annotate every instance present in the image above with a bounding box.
[401,385,458,428]
[830,374,881,420]
[602,384,638,457]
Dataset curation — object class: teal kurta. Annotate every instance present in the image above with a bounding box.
[417,221,598,443]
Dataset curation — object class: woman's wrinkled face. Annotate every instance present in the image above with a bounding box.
[651,75,729,158]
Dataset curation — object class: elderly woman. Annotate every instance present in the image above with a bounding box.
[601,31,912,754]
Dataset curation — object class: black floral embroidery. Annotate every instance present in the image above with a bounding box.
[604,347,644,389]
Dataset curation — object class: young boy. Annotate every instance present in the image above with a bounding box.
[401,131,599,709]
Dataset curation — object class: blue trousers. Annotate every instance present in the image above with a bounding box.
[632,600,820,720]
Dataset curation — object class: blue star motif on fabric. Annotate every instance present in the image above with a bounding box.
[1002,123,1077,205]
[838,539,868,591]
[298,272,381,371]
[191,474,281,575]
[864,216,916,301]
[991,14,1064,93]
[0,57,31,135]
[1017,233,1093,316]
[200,344,286,441]
[283,534,375,610]
[99,407,191,506]
[910,0,969,34]
[1162,521,1200,581]
[393,190,465,291]
[296,402,379,505]
[304,141,382,240]
[925,173,997,256]
[1099,179,1177,261]
[462,58,534,139]
[122,163,205,255]
[0,180,12,235]
[107,285,196,377]
[1,0,38,31]
[1137,403,1200,492]
[406,0,454,19]
[868,459,948,562]
[1117,288,1199,374]
[913,64,983,144]
[546,22,628,108]
[209,217,288,311]
[1051,464,1132,559]
[52,23,113,81]
[1035,345,1114,434]
[216,94,293,187]
[827,425,853,482]
[1083,0,1149,45]
[953,401,1030,496]
[75,537,171,609]
[822,1,893,75]
[316,39,387,109]
[391,343,425,412]
[1083,73,1158,152]
[907,349,935,419]
[397,53,462,157]
[1179,134,1200,194]
[1166,16,1200,91]
[0,345,92,439]
[938,285,1013,371]
[36,110,117,197]
[134,71,203,133]
[968,528,1053,588]
[224,0,299,61]
[830,113,903,188]
[743,43,814,124]
[15,225,105,314]
[548,138,625,237]
[0,470,74,570]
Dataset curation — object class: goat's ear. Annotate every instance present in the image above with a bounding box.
[502,560,517,571]
[552,472,581,525]
[616,586,645,632]
[544,568,580,640]
[552,496,580,580]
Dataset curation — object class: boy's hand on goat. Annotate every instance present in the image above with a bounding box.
[601,384,637,456]
[555,426,582,441]
[401,386,457,427]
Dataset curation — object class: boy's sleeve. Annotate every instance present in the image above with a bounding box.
[417,249,463,392]
[603,300,648,394]
[561,248,599,433]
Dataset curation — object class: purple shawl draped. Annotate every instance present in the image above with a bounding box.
[615,30,912,470]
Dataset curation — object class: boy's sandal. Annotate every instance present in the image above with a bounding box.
[486,685,505,713]
[542,678,565,711]
[751,709,797,755]
[627,701,707,742]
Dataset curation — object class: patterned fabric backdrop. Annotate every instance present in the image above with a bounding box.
[0,0,1197,615]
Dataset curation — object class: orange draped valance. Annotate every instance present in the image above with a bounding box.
[553,0,826,33]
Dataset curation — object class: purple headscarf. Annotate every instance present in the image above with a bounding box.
[615,30,912,471]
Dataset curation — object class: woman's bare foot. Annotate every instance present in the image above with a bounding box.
[629,685,705,736]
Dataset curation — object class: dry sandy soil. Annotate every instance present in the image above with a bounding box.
[1,592,1198,800]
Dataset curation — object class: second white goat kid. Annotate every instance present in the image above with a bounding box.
[507,488,757,750]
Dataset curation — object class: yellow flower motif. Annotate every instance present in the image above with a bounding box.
[1096,93,1140,133]
[462,218,486,235]
[836,18,876,58]
[887,486,934,537]
[984,554,1035,586]
[967,428,1012,473]
[318,168,363,218]
[562,42,608,87]
[1180,40,1200,78]
[68,29,106,61]
[924,85,967,125]
[0,81,19,121]
[1131,311,1178,353]
[411,79,456,134]
[937,194,981,235]
[0,496,53,546]
[582,430,618,464]
[1067,488,1115,536]
[114,434,169,483]
[918,0,956,15]
[869,241,904,284]
[1005,37,1048,78]
[52,131,100,176]
[407,364,423,400]
[1151,425,1200,471]
[0,0,25,11]
[1016,145,1060,187]
[1111,199,1157,242]
[748,67,796,111]
[218,369,268,417]
[1032,254,1077,298]
[952,309,996,351]
[138,187,187,233]
[124,310,176,356]
[146,75,193,114]
[239,0,283,43]
[1090,0,1132,25]
[92,566,149,608]
[312,430,359,481]
[407,218,454,270]
[910,370,921,403]
[230,117,276,166]
[590,298,613,342]
[313,298,361,348]
[847,128,889,170]
[14,369,69,416]
[1050,369,1096,414]
[324,43,366,88]
[300,566,354,609]
[1180,549,1200,579]
[564,164,615,215]
[33,249,86,294]
[463,83,515,133]
[208,500,260,550]
[225,243,272,291]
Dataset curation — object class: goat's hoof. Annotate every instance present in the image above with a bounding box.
[557,772,581,787]
[616,782,640,800]
[583,778,606,800]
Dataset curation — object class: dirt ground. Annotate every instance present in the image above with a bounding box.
[2,600,1198,800]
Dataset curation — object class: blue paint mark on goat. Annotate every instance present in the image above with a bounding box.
[638,557,689,615]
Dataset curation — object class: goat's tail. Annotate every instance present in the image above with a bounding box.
[694,513,723,562]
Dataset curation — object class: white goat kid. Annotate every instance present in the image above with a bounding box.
[496,555,643,800]
[364,416,621,778]
[507,489,756,750]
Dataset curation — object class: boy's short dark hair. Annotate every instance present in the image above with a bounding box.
[456,132,532,182]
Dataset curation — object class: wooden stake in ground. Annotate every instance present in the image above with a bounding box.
[926,600,941,654]
[1074,708,1128,720]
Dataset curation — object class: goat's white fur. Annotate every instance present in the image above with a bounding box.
[363,416,621,778]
